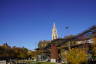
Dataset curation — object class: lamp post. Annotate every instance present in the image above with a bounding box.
[65,26,71,50]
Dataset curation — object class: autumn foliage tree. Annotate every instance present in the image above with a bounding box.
[28,50,40,58]
[50,44,59,60]
[92,37,96,60]
[62,48,88,64]
[0,43,32,59]
[12,47,28,58]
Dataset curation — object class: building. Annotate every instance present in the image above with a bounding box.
[52,23,58,40]
[36,25,96,63]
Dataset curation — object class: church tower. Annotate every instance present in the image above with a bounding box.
[52,23,58,40]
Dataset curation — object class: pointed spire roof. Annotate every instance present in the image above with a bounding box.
[52,23,56,31]
[52,23,58,40]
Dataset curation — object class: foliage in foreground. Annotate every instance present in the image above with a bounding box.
[62,48,88,64]
[92,37,96,59]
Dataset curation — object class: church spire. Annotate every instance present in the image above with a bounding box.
[52,23,58,40]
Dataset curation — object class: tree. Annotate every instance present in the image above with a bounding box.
[61,48,88,64]
[50,44,59,59]
[0,43,30,59]
[92,37,96,60]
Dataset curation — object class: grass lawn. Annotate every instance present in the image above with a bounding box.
[31,61,55,64]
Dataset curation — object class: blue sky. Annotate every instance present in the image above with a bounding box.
[0,0,96,50]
